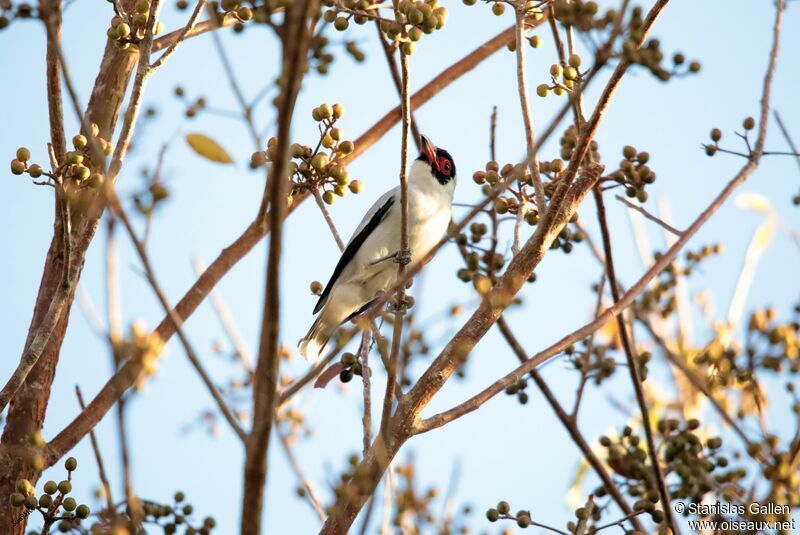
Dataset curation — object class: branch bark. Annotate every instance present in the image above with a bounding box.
[241,2,317,532]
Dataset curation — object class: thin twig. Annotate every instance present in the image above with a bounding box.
[515,2,545,215]
[380,47,411,439]
[149,0,207,71]
[75,386,114,514]
[615,194,684,237]
[496,318,644,531]
[312,188,346,251]
[192,257,255,375]
[359,329,373,457]
[593,186,677,532]
[104,183,247,442]
[277,427,327,522]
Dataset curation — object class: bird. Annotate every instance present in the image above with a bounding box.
[299,135,457,362]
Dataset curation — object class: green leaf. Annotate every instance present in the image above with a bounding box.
[185,133,234,164]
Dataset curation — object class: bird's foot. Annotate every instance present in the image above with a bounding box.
[393,249,412,266]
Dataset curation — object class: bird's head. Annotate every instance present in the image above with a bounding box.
[413,135,456,187]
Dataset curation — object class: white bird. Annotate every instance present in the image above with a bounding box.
[299,135,457,362]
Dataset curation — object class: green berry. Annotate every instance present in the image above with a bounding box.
[334,16,349,31]
[10,159,25,175]
[25,495,38,509]
[568,53,581,68]
[44,481,58,495]
[9,493,24,507]
[76,504,90,519]
[491,2,505,16]
[622,145,636,159]
[38,494,53,508]
[65,457,78,471]
[323,190,335,205]
[536,84,549,98]
[348,179,362,194]
[62,497,77,511]
[16,147,30,161]
[58,480,72,494]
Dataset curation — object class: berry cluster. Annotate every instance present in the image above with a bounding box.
[9,124,112,191]
[607,144,656,203]
[106,1,165,49]
[623,7,701,81]
[537,54,584,98]
[337,351,364,383]
[635,244,722,319]
[322,0,448,56]
[9,458,91,533]
[127,491,216,534]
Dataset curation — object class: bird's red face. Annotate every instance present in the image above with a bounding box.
[419,135,456,184]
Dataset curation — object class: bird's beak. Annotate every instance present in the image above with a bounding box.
[420,135,437,166]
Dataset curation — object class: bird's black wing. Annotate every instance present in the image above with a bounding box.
[313,195,395,314]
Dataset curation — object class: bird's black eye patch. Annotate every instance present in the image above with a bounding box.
[432,147,456,184]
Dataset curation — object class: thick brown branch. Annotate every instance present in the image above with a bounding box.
[242,2,316,532]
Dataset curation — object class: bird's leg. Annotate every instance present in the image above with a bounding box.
[393,248,412,266]
[369,249,412,266]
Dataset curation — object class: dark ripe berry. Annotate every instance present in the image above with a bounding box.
[743,117,755,130]
[486,508,499,522]
[705,145,717,157]
[65,457,78,471]
[340,369,353,383]
[497,501,510,514]
[517,514,531,528]
[237,6,252,20]
[341,352,357,367]
[174,491,185,502]
[689,61,701,72]
[491,2,505,15]
[518,392,529,404]
[710,128,722,142]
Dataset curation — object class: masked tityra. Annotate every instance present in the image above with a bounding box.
[299,135,457,362]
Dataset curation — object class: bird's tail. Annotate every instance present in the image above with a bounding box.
[298,316,331,363]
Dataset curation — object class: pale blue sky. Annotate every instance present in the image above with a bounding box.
[1,1,799,533]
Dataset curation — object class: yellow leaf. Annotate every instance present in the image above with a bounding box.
[735,192,771,213]
[185,133,234,164]
[752,220,775,251]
